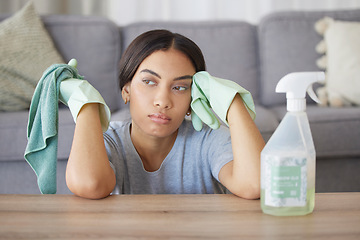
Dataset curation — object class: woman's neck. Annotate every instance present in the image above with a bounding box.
[130,124,178,172]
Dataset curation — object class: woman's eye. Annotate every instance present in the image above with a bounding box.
[173,86,188,91]
[143,79,155,85]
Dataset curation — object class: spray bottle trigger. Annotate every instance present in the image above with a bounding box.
[307,85,321,104]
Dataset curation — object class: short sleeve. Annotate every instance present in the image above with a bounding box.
[103,128,125,191]
[204,125,233,182]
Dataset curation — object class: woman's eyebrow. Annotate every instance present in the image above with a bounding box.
[174,75,193,81]
[140,69,161,79]
[140,69,192,81]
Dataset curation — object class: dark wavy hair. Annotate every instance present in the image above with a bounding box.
[118,29,206,90]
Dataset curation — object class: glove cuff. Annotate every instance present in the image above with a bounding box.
[60,79,111,132]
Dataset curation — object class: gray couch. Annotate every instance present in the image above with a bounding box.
[1,9,360,194]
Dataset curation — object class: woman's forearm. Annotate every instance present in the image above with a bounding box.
[220,94,265,199]
[66,103,115,199]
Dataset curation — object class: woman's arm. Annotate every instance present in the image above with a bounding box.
[218,94,265,199]
[66,103,116,199]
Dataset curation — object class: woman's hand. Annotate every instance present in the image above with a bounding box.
[190,71,255,131]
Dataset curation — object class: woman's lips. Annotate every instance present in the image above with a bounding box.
[149,113,171,124]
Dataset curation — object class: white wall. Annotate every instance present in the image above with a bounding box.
[1,0,360,25]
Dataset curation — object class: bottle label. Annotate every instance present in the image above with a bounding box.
[264,156,307,207]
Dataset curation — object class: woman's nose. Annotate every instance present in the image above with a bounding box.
[154,87,172,109]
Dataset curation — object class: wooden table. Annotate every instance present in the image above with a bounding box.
[0,193,359,239]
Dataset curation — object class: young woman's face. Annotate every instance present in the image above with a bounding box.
[123,48,196,139]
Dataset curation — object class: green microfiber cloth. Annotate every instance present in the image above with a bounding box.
[24,63,83,194]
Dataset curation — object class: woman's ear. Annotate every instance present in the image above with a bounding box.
[122,83,131,104]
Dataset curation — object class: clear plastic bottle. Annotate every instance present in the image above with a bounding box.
[260,72,325,216]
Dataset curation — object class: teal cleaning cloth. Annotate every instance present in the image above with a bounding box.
[24,63,83,194]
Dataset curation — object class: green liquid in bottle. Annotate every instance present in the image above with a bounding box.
[261,188,315,216]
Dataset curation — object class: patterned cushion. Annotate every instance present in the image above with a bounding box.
[0,1,64,111]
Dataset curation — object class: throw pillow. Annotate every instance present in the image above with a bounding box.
[314,17,360,107]
[0,1,64,111]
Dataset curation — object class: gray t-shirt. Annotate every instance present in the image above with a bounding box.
[104,119,233,194]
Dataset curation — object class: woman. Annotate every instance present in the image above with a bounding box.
[65,30,265,199]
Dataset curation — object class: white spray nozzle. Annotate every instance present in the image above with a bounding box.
[276,72,325,112]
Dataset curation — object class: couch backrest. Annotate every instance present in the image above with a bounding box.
[121,21,260,101]
[258,9,360,107]
[41,16,122,111]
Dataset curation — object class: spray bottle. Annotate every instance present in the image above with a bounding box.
[261,72,325,216]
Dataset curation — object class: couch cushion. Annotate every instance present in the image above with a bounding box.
[0,2,64,111]
[0,159,71,194]
[258,9,360,107]
[316,18,360,106]
[121,21,260,100]
[0,109,75,162]
[271,105,360,158]
[0,110,28,161]
[0,14,122,111]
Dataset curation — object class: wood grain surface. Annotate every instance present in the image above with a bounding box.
[0,193,359,239]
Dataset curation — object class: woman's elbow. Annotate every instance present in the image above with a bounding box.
[241,188,260,200]
[66,175,115,200]
[231,183,260,200]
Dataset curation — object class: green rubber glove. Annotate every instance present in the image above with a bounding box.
[59,59,111,132]
[191,71,256,131]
